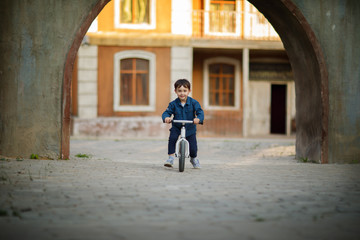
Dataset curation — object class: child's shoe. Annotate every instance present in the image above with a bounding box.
[164,156,174,167]
[190,158,201,169]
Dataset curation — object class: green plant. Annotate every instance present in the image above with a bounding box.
[299,157,318,163]
[30,154,39,159]
[75,153,90,158]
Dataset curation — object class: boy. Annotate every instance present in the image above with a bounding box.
[162,79,204,169]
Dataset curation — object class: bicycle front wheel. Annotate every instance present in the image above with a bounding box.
[179,140,185,172]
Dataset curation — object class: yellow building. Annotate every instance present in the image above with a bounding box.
[72,0,295,138]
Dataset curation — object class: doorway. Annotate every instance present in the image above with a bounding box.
[270,84,287,134]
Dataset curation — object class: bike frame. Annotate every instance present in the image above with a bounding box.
[172,120,193,159]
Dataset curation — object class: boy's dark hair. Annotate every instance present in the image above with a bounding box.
[174,79,191,90]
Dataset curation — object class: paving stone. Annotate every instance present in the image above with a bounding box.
[0,138,359,240]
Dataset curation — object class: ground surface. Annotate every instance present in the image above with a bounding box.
[1,138,359,240]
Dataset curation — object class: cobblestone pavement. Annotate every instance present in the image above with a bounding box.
[1,138,360,240]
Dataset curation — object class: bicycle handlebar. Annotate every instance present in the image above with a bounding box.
[171,120,194,124]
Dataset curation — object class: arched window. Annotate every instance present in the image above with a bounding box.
[203,57,241,110]
[114,50,156,111]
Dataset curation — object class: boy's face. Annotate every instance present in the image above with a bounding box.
[175,85,191,103]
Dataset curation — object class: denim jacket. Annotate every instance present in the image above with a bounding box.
[162,97,204,137]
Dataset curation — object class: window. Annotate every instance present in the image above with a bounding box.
[120,58,149,105]
[114,0,156,29]
[114,50,156,112]
[203,57,240,110]
[204,0,241,36]
[209,63,235,106]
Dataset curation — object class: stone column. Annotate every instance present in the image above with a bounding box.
[242,48,250,137]
[171,0,192,35]
[77,45,98,119]
[170,47,193,101]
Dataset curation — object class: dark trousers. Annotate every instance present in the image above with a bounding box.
[168,131,198,158]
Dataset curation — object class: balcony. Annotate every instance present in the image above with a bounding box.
[87,9,282,49]
[192,10,280,41]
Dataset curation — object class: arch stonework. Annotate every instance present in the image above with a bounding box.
[61,0,110,159]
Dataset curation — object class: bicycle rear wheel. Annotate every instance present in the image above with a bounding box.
[179,140,185,172]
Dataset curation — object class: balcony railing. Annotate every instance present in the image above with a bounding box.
[192,10,280,41]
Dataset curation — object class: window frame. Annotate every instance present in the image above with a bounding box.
[203,57,241,110]
[204,0,241,37]
[114,0,156,30]
[114,50,156,112]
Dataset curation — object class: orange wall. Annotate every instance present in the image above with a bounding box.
[98,0,171,33]
[98,46,170,117]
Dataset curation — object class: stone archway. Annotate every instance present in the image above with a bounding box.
[61,0,329,162]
